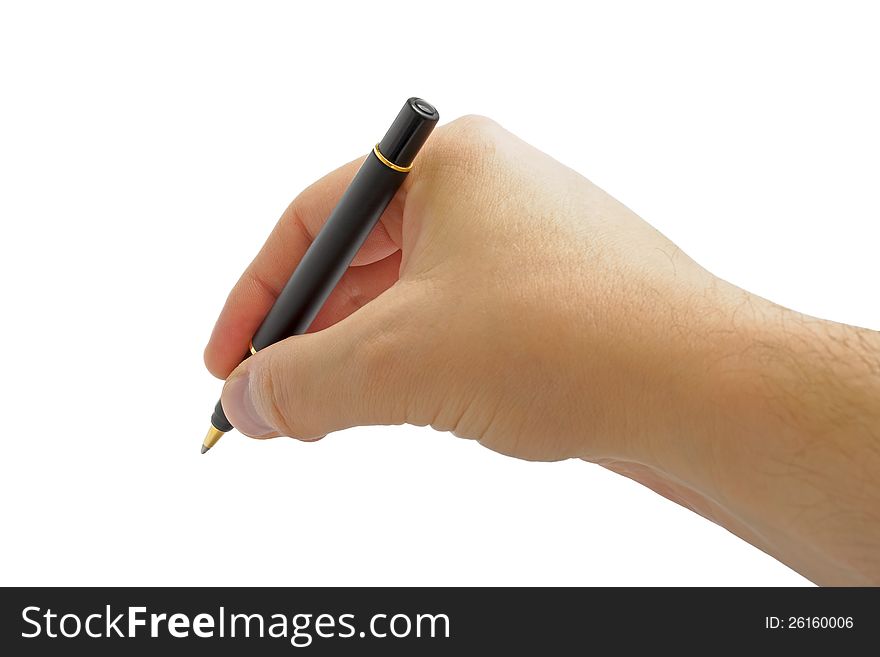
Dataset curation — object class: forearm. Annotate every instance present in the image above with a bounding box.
[669,288,880,584]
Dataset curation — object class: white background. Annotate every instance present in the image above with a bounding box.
[1,1,877,586]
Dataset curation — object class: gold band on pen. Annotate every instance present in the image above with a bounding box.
[249,340,257,356]
[373,144,413,172]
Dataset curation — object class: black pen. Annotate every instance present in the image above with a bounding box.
[202,98,439,453]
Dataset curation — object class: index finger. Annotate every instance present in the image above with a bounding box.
[203,156,405,378]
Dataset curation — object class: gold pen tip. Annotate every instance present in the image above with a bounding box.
[201,425,225,454]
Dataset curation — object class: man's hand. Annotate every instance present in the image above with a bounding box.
[205,116,880,585]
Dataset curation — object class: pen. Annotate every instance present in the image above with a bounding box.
[201,97,439,453]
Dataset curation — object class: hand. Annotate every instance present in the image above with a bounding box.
[205,116,880,584]
[204,115,717,460]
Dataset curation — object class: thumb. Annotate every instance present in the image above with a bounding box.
[220,287,414,440]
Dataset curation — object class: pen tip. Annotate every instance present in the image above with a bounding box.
[201,424,225,453]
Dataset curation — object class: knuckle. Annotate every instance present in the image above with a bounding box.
[444,115,503,152]
[252,351,305,438]
[252,356,289,433]
[418,115,503,184]
[452,113,500,134]
[283,196,314,241]
[441,115,496,149]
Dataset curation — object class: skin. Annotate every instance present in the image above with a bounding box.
[204,116,880,585]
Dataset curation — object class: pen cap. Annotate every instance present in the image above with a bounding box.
[377,97,439,168]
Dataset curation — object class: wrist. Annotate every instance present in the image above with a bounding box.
[614,280,796,499]
[656,290,880,583]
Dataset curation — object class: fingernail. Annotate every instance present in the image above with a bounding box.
[222,371,275,437]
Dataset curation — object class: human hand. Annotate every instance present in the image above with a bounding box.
[205,116,880,584]
[204,116,723,462]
